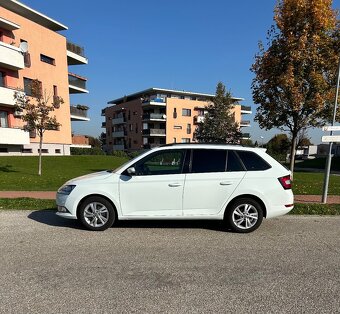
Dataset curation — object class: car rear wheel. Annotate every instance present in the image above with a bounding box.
[79,196,115,231]
[226,198,263,233]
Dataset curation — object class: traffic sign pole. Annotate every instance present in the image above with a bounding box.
[322,58,340,204]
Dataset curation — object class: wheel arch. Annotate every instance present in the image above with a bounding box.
[224,194,267,218]
[76,194,119,219]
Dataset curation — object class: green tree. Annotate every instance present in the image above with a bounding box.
[266,134,290,161]
[15,79,63,176]
[88,136,102,148]
[195,82,241,143]
[251,0,340,174]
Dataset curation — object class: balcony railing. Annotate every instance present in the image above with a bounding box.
[112,117,126,125]
[112,131,126,138]
[142,129,166,136]
[67,41,85,57]
[68,73,87,90]
[101,122,106,128]
[241,133,250,139]
[101,108,106,116]
[241,105,252,112]
[240,120,251,126]
[142,98,166,106]
[112,144,125,151]
[0,41,25,70]
[142,113,166,121]
[70,105,88,118]
[143,143,161,149]
[0,127,29,145]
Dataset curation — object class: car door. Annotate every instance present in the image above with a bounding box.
[183,149,246,216]
[119,149,186,217]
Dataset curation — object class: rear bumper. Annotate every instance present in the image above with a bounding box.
[266,204,294,219]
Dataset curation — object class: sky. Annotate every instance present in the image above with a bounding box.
[23,0,340,145]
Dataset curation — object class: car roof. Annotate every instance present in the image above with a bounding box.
[153,143,266,152]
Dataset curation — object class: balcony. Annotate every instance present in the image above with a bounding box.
[241,105,252,114]
[101,108,106,116]
[240,120,251,127]
[112,131,126,138]
[101,122,106,128]
[68,73,89,94]
[193,116,205,124]
[142,98,166,108]
[143,143,161,149]
[112,144,125,151]
[142,113,166,121]
[70,105,90,121]
[142,129,166,136]
[0,85,23,106]
[112,117,126,125]
[0,127,29,145]
[67,41,88,65]
[0,17,20,31]
[241,133,250,139]
[0,41,24,70]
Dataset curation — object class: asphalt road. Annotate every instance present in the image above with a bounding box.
[0,211,339,314]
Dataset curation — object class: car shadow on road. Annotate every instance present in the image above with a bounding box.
[114,220,230,232]
[27,210,231,232]
[27,210,83,230]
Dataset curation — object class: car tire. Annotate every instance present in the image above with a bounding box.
[226,198,263,233]
[78,196,115,231]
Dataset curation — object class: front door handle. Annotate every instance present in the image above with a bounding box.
[169,183,182,187]
[220,181,233,186]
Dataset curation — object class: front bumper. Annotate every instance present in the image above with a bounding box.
[56,192,77,219]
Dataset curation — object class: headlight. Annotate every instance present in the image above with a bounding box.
[57,184,76,195]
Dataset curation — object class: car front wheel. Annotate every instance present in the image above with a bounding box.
[226,198,263,233]
[79,196,115,231]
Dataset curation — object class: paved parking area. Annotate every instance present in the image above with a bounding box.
[0,211,339,313]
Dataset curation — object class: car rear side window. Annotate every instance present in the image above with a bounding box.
[227,150,245,172]
[235,151,271,171]
[191,149,227,173]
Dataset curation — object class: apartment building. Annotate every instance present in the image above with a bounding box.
[0,0,89,155]
[102,88,252,152]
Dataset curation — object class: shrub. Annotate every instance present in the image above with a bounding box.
[71,147,105,155]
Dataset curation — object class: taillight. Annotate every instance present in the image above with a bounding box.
[278,175,292,189]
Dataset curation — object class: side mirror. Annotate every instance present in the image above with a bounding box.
[127,167,136,176]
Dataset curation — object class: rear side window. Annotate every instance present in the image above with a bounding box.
[236,151,271,171]
[227,151,245,172]
[191,149,227,173]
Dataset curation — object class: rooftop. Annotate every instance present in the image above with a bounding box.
[108,87,244,105]
[0,0,68,31]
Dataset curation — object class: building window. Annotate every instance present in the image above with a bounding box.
[181,138,190,143]
[53,85,58,96]
[0,111,8,128]
[174,125,182,130]
[182,109,191,116]
[129,124,133,132]
[22,149,33,153]
[173,138,177,143]
[40,54,55,65]
[55,149,61,154]
[0,72,5,87]
[173,108,177,119]
[24,78,42,97]
[38,149,49,153]
[0,148,8,153]
[187,124,191,134]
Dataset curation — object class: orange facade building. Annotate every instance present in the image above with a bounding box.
[102,88,252,152]
[0,0,89,155]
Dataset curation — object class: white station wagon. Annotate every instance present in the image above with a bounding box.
[56,144,294,233]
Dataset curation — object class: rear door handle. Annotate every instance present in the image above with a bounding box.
[169,183,182,187]
[220,181,233,186]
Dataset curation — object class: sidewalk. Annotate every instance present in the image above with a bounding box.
[0,191,339,204]
[0,191,56,200]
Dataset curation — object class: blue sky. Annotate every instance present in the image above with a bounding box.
[24,0,340,144]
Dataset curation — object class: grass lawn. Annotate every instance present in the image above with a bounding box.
[292,172,340,195]
[0,156,128,191]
